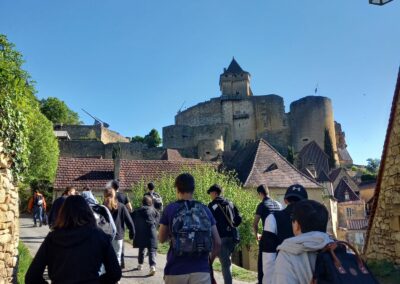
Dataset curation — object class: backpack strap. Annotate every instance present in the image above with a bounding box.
[335,241,370,274]
[217,203,234,228]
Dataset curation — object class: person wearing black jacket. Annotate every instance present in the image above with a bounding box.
[104,188,135,266]
[207,184,242,284]
[131,196,159,276]
[26,195,121,284]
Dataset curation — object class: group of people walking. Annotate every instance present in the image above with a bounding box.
[25,173,347,284]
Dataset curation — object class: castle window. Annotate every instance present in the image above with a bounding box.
[206,151,211,155]
[346,207,353,218]
[302,138,309,142]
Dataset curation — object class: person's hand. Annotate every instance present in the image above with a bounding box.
[257,233,262,241]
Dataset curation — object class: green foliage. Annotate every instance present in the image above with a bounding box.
[0,34,59,184]
[40,97,81,125]
[366,158,380,174]
[131,165,259,248]
[213,259,257,282]
[131,135,145,143]
[324,129,336,169]
[286,146,295,164]
[17,241,32,284]
[144,128,162,148]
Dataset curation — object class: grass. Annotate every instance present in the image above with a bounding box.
[212,259,257,282]
[368,260,400,284]
[17,241,32,284]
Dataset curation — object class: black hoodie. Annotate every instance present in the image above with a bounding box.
[208,196,242,238]
[25,226,121,284]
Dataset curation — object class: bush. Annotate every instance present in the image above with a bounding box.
[17,241,32,284]
[131,164,259,247]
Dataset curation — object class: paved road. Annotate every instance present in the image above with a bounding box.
[20,216,249,283]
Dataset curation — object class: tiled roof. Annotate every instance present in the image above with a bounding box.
[346,219,369,230]
[223,58,248,74]
[298,141,329,176]
[334,179,360,202]
[329,167,343,182]
[226,139,322,189]
[55,157,204,191]
[317,171,331,183]
[365,68,400,252]
[338,147,353,162]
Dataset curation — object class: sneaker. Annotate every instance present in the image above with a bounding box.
[137,264,143,271]
[149,266,156,276]
[33,224,37,227]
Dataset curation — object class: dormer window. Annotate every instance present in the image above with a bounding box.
[345,192,350,201]
[266,163,278,172]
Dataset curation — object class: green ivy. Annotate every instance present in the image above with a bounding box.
[0,93,29,181]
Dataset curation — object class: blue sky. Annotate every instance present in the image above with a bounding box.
[1,0,399,164]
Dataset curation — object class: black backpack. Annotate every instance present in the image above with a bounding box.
[91,205,116,241]
[312,241,378,284]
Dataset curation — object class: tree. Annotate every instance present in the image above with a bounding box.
[286,146,295,164]
[131,136,145,143]
[324,129,336,169]
[144,129,162,148]
[40,97,81,125]
[0,35,59,183]
[366,158,380,174]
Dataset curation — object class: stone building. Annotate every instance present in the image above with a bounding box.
[163,58,351,165]
[365,69,400,265]
[0,142,19,283]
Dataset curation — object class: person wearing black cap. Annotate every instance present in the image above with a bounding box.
[260,184,308,284]
[144,182,163,212]
[253,184,282,284]
[207,184,242,284]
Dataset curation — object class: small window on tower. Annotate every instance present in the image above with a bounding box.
[265,163,278,172]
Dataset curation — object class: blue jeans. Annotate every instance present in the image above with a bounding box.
[219,237,236,284]
[33,206,43,226]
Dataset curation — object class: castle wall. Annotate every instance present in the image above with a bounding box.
[220,73,251,97]
[59,140,105,158]
[100,128,129,144]
[104,143,146,160]
[55,125,102,141]
[289,96,338,163]
[222,99,256,145]
[175,99,222,126]
[54,125,128,144]
[197,138,224,160]
[0,142,19,283]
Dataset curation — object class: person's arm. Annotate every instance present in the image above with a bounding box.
[158,224,169,243]
[122,206,135,239]
[25,236,49,284]
[126,202,133,213]
[28,197,33,213]
[253,214,261,240]
[209,225,221,264]
[100,241,122,284]
[233,204,242,227]
[43,196,47,211]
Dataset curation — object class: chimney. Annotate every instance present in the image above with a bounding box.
[112,144,122,180]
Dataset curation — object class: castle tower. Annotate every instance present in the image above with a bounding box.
[219,58,252,98]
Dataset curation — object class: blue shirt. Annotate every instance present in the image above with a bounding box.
[160,200,216,275]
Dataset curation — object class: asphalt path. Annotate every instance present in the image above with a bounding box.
[20,216,249,283]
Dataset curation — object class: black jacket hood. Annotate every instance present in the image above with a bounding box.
[48,226,98,248]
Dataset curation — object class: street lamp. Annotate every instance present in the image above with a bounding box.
[369,0,394,5]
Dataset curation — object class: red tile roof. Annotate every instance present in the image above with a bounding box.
[55,157,204,191]
[226,139,322,189]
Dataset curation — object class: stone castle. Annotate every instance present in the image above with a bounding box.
[163,58,351,165]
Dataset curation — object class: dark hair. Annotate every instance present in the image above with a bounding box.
[286,196,301,204]
[256,184,269,196]
[292,200,329,233]
[109,180,119,190]
[54,195,96,229]
[83,186,90,191]
[207,184,222,195]
[175,173,195,194]
[147,182,155,190]
[142,195,153,206]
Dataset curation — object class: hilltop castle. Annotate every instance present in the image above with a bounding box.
[163,58,352,165]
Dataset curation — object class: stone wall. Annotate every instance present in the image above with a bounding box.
[365,74,400,264]
[54,125,128,144]
[59,140,105,158]
[175,98,222,126]
[0,143,19,283]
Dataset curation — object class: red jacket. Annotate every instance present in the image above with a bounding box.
[28,193,47,212]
